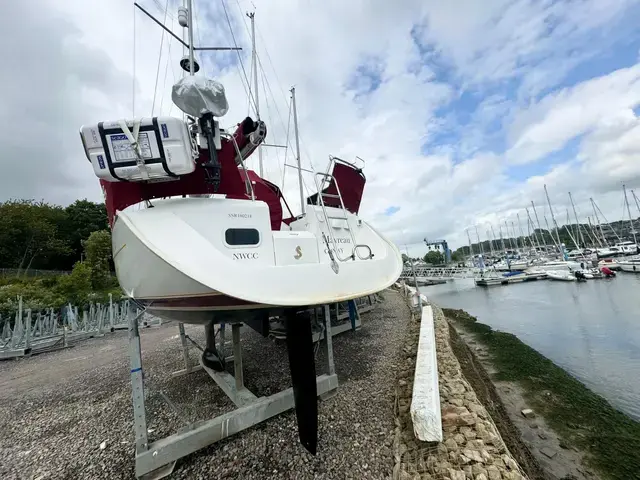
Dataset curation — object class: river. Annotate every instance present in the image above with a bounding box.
[420,273,640,421]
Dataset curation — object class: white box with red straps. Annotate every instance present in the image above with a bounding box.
[80,116,196,182]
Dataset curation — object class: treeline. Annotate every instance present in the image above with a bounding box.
[455,225,603,257]
[0,199,109,272]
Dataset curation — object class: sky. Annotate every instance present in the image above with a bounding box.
[3,0,640,257]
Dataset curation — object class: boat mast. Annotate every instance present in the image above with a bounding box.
[504,221,515,250]
[544,185,562,248]
[290,87,305,215]
[475,225,484,256]
[486,229,494,257]
[498,224,507,254]
[568,192,585,248]
[247,13,264,177]
[632,190,640,216]
[186,0,195,75]
[564,208,581,251]
[526,207,541,250]
[623,184,638,246]
[586,217,601,247]
[531,200,544,249]
[511,221,520,250]
[517,213,531,249]
[490,225,499,255]
[592,198,622,244]
[590,198,607,246]
[543,215,560,253]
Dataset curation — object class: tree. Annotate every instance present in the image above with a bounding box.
[83,230,113,289]
[56,261,93,306]
[424,250,444,264]
[62,200,108,265]
[451,250,464,262]
[0,200,71,273]
[0,199,109,272]
[401,253,410,263]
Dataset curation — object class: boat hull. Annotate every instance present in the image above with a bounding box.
[547,272,576,281]
[112,197,403,324]
[619,262,640,273]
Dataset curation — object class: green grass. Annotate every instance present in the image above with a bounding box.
[443,308,640,480]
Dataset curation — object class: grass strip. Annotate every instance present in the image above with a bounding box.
[443,308,640,480]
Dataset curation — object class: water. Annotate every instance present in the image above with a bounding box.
[421,274,640,421]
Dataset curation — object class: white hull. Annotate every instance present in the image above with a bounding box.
[526,261,581,274]
[546,271,576,281]
[619,262,640,273]
[494,260,529,271]
[112,197,403,323]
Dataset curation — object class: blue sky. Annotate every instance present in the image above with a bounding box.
[7,0,640,255]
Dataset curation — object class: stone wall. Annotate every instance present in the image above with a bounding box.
[393,293,528,480]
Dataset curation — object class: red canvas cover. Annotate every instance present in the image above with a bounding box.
[307,160,366,214]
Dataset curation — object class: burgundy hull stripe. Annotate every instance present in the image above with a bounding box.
[139,294,261,309]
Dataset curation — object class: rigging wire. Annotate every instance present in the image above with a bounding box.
[282,99,292,188]
[132,3,137,117]
[235,0,314,174]
[219,0,257,114]
[158,14,175,115]
[151,0,176,21]
[192,0,203,59]
[231,2,255,117]
[260,67,284,184]
[253,17,316,172]
[151,0,170,116]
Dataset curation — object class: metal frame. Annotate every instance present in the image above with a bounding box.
[265,295,377,343]
[128,307,339,479]
[0,295,148,360]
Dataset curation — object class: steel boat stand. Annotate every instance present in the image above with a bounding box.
[127,305,338,480]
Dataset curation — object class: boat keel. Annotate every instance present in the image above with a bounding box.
[201,321,225,371]
[284,308,318,455]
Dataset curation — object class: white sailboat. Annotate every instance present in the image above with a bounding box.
[80,30,402,324]
[112,193,402,324]
[78,3,402,454]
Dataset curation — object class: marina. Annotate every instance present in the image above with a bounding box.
[420,274,640,422]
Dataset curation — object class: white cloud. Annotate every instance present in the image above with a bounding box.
[2,0,640,256]
[507,64,640,164]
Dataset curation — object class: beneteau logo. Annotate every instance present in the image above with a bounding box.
[233,252,259,260]
[228,213,252,218]
[294,246,302,260]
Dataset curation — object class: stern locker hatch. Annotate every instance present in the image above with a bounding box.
[80,116,195,182]
[273,231,319,266]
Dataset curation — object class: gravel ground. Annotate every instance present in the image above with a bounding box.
[0,290,409,480]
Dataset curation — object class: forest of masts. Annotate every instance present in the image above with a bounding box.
[460,185,640,258]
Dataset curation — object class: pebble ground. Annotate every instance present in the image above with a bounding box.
[0,290,409,479]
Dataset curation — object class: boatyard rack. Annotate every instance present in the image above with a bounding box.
[127,305,340,480]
